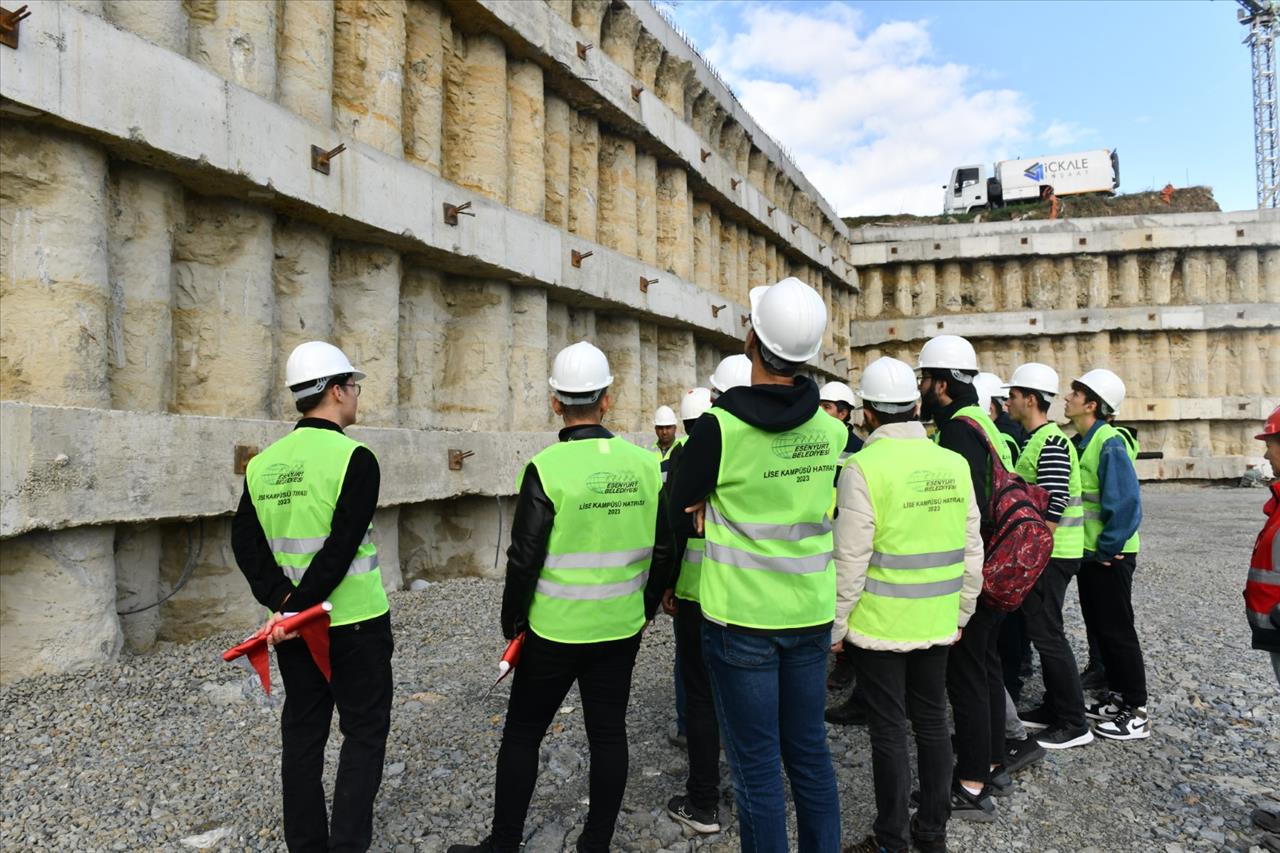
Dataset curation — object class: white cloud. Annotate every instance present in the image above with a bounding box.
[698,2,1045,216]
[1040,120,1096,149]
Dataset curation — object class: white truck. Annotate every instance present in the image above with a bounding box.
[942,149,1119,214]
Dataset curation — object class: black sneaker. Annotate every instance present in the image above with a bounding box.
[1093,705,1150,741]
[448,839,510,853]
[1036,724,1095,750]
[988,767,1013,798]
[666,795,721,834]
[1080,661,1107,692]
[1084,694,1123,722]
[1017,704,1055,731]
[843,835,904,853]
[825,692,868,726]
[1002,736,1046,774]
[909,816,947,853]
[949,782,997,822]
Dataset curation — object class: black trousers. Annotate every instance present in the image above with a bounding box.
[1022,558,1085,728]
[853,645,952,851]
[1077,555,1147,707]
[674,598,721,811]
[997,610,1031,700]
[277,612,394,853]
[492,630,643,852]
[945,603,1006,784]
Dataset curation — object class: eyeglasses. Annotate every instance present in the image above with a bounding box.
[340,383,362,398]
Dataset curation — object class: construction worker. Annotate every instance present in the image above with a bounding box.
[975,371,1024,462]
[660,385,722,835]
[708,353,753,401]
[1001,363,1094,751]
[670,276,846,851]
[231,341,392,852]
[917,333,1011,820]
[1065,369,1148,741]
[1246,405,1280,687]
[449,342,674,853]
[834,356,984,853]
[820,380,864,459]
[653,405,679,485]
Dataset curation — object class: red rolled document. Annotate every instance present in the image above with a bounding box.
[492,631,526,690]
[223,601,333,695]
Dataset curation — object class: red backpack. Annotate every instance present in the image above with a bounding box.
[955,417,1054,612]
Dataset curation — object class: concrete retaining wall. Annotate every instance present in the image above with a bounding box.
[0,0,853,682]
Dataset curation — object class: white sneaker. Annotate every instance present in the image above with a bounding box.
[1084,694,1122,722]
[1094,706,1150,740]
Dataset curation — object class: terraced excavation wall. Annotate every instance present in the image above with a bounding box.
[847,211,1280,481]
[0,0,858,682]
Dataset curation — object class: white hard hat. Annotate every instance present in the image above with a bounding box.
[708,354,753,393]
[749,277,828,363]
[680,387,713,421]
[654,405,677,427]
[973,372,1005,412]
[549,341,612,400]
[917,334,978,372]
[1005,362,1059,398]
[859,356,920,411]
[1074,368,1125,414]
[285,341,365,399]
[819,381,858,408]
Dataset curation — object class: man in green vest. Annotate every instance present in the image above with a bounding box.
[917,333,1010,820]
[1002,363,1094,751]
[1065,369,1148,741]
[670,276,846,851]
[449,342,674,853]
[833,356,984,853]
[660,385,723,836]
[231,340,392,852]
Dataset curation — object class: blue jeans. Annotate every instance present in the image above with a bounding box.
[701,621,840,853]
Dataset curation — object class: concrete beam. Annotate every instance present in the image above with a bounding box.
[850,302,1279,347]
[1135,455,1263,482]
[455,0,853,288]
[1116,396,1279,423]
[850,210,1280,266]
[0,402,660,538]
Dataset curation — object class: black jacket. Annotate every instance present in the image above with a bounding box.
[668,376,832,634]
[933,395,995,528]
[500,424,676,640]
[231,418,380,613]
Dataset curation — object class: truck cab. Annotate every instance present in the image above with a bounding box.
[943,164,990,214]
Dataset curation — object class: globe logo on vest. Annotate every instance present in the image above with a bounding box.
[585,470,641,495]
[264,462,305,486]
[771,431,832,460]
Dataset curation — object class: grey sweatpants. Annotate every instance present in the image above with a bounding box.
[1005,689,1027,740]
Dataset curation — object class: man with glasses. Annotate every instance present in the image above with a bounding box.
[232,341,393,852]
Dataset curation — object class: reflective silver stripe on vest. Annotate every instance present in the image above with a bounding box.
[543,547,654,570]
[683,547,704,565]
[703,540,830,575]
[1082,492,1100,504]
[706,503,831,543]
[280,549,378,583]
[535,570,649,600]
[1057,515,1085,527]
[863,576,964,599]
[1067,496,1083,507]
[869,548,965,570]
[1247,608,1274,628]
[1248,567,1280,586]
[1082,510,1103,520]
[282,565,306,583]
[270,531,374,554]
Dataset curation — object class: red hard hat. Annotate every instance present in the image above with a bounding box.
[1258,406,1280,440]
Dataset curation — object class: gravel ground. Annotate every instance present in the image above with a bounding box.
[2,484,1277,852]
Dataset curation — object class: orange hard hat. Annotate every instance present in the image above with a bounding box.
[1258,406,1280,440]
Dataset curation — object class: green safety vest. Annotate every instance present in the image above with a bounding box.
[934,405,1015,471]
[523,436,662,643]
[1014,422,1084,559]
[675,537,704,603]
[846,436,970,645]
[698,407,847,630]
[245,427,388,627]
[999,431,1021,466]
[1115,424,1139,462]
[1078,422,1141,555]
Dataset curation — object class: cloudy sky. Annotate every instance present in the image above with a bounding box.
[661,0,1254,216]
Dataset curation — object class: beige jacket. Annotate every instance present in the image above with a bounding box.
[831,420,984,651]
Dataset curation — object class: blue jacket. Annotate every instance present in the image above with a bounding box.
[1076,421,1142,561]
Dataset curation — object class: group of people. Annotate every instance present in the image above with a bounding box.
[227,274,1277,853]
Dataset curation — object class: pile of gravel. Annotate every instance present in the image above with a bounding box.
[1,485,1276,852]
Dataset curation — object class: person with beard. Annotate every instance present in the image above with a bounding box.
[916,334,1014,821]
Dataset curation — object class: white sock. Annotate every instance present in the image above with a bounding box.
[962,782,983,797]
